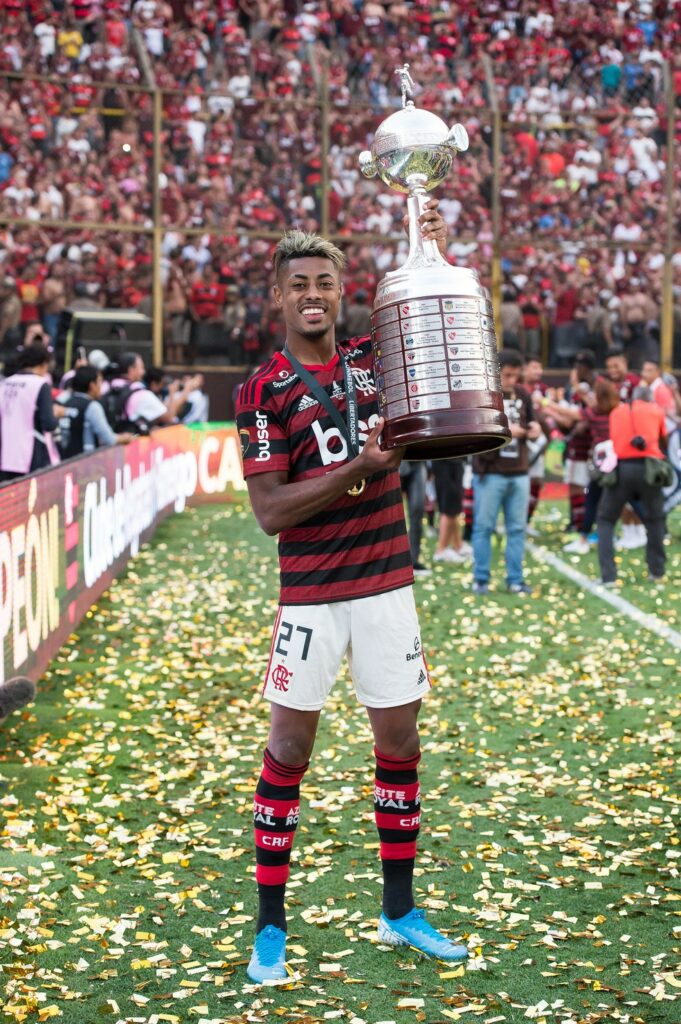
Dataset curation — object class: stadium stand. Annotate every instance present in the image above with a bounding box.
[0,0,680,368]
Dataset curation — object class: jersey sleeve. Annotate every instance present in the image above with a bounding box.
[235,385,290,478]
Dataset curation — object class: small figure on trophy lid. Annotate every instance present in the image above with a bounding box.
[396,63,415,107]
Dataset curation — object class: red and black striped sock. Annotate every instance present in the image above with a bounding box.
[462,485,474,542]
[374,747,421,921]
[254,747,308,934]
[528,478,542,521]
[569,488,586,533]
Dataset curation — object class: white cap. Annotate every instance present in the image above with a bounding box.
[67,245,82,262]
[88,349,110,370]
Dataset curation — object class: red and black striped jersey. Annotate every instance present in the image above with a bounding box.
[236,335,413,605]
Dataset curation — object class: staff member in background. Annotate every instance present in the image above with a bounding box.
[471,349,541,595]
[604,346,639,402]
[107,352,199,431]
[58,366,134,459]
[432,458,471,564]
[597,385,668,586]
[640,358,676,426]
[0,343,61,481]
[561,378,620,555]
[399,460,431,575]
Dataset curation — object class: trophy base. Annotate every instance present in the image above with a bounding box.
[381,403,511,460]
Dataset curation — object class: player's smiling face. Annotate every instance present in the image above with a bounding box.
[274,257,342,341]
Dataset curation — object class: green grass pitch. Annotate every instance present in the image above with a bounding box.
[1,500,679,1024]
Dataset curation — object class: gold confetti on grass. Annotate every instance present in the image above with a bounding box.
[1,501,680,1024]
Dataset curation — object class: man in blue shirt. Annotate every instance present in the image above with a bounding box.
[58,366,133,458]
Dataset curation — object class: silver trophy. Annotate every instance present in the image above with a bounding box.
[360,65,510,458]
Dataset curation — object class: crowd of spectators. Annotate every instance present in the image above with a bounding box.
[1,1,681,367]
[0,334,208,482]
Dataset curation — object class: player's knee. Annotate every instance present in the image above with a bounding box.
[269,734,314,767]
[376,729,420,760]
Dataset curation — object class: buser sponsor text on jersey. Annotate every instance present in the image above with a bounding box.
[255,411,270,461]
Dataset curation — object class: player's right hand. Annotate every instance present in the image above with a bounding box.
[358,417,405,472]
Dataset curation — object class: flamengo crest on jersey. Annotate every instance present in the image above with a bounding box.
[236,336,413,605]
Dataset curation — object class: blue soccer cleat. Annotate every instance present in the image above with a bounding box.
[247,925,288,983]
[378,908,469,961]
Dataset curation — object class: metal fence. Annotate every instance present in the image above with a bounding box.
[0,62,678,369]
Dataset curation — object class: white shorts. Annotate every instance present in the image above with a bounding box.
[262,586,431,711]
[564,458,590,488]
[529,455,545,480]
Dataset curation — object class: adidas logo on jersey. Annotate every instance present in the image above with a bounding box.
[297,393,319,412]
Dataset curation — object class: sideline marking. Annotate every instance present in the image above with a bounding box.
[528,543,681,652]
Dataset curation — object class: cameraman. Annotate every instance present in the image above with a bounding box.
[597,385,668,585]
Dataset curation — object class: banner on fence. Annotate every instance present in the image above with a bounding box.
[0,424,244,685]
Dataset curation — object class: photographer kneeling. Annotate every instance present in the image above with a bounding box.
[597,385,671,585]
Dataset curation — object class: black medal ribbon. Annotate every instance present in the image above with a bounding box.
[284,346,366,495]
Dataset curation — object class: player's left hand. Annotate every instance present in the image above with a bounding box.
[402,197,448,258]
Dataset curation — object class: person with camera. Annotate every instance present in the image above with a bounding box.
[105,352,200,433]
[58,366,134,459]
[597,384,669,585]
[471,349,541,595]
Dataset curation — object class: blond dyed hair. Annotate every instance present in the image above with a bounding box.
[273,230,346,279]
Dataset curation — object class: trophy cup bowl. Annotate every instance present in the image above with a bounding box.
[359,67,511,459]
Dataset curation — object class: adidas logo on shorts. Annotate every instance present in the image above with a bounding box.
[298,393,319,412]
[417,669,427,686]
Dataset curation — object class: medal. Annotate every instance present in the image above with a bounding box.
[347,479,366,497]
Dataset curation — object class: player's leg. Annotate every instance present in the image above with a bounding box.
[502,474,530,589]
[597,474,629,584]
[367,699,421,920]
[367,701,468,961]
[350,590,468,962]
[472,471,503,589]
[248,603,347,982]
[248,706,319,983]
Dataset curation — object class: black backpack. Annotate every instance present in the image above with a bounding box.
[100,383,134,432]
[57,394,89,459]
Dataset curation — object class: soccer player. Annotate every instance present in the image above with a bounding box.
[236,206,470,983]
